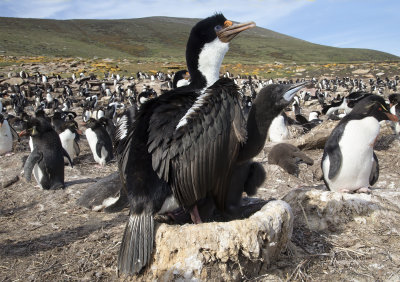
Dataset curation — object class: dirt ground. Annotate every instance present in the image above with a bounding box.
[1,63,400,281]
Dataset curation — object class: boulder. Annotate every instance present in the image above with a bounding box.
[136,200,294,281]
[291,120,338,150]
[2,77,24,85]
[283,186,400,231]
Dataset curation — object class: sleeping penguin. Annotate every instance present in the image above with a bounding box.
[84,118,113,166]
[22,117,73,190]
[59,120,82,164]
[321,95,398,193]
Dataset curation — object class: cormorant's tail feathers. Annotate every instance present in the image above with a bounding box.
[118,213,154,275]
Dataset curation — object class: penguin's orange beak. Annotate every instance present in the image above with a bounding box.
[0,122,2,128]
[19,130,27,137]
[76,129,83,135]
[386,113,399,122]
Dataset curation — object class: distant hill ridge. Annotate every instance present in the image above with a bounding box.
[0,16,398,63]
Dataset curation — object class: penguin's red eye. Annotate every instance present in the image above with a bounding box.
[378,107,382,111]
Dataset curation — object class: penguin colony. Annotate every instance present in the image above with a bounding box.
[0,13,400,277]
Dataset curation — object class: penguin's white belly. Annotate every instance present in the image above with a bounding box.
[29,137,33,151]
[86,128,107,165]
[268,115,289,142]
[325,117,379,191]
[29,137,44,188]
[0,123,13,155]
[59,130,77,161]
[33,164,44,189]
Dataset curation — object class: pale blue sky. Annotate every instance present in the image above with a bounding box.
[1,0,399,56]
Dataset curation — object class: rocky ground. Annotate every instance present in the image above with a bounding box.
[1,60,400,281]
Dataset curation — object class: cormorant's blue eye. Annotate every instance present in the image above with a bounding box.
[214,25,222,32]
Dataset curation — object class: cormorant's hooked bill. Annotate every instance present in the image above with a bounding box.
[283,81,310,101]
[216,20,256,42]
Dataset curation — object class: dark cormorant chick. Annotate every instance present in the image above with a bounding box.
[116,14,256,275]
[225,82,308,214]
[268,143,314,177]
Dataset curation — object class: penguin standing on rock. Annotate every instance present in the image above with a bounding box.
[84,118,113,166]
[21,117,72,190]
[322,95,398,193]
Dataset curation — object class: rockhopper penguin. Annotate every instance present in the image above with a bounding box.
[322,95,398,193]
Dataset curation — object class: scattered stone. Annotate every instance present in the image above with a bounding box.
[0,174,19,189]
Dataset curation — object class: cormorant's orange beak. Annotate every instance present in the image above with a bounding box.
[216,20,256,43]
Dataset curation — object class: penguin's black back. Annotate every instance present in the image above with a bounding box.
[86,119,114,162]
[30,118,66,189]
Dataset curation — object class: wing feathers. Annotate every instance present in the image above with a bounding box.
[147,79,245,209]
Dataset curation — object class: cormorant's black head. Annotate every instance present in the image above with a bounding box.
[186,13,255,89]
[349,95,398,122]
[255,82,309,114]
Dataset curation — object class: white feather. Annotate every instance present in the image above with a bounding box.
[59,129,77,161]
[268,114,289,142]
[198,38,229,89]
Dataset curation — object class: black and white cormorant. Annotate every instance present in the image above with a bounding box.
[116,13,307,275]
[116,13,256,275]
